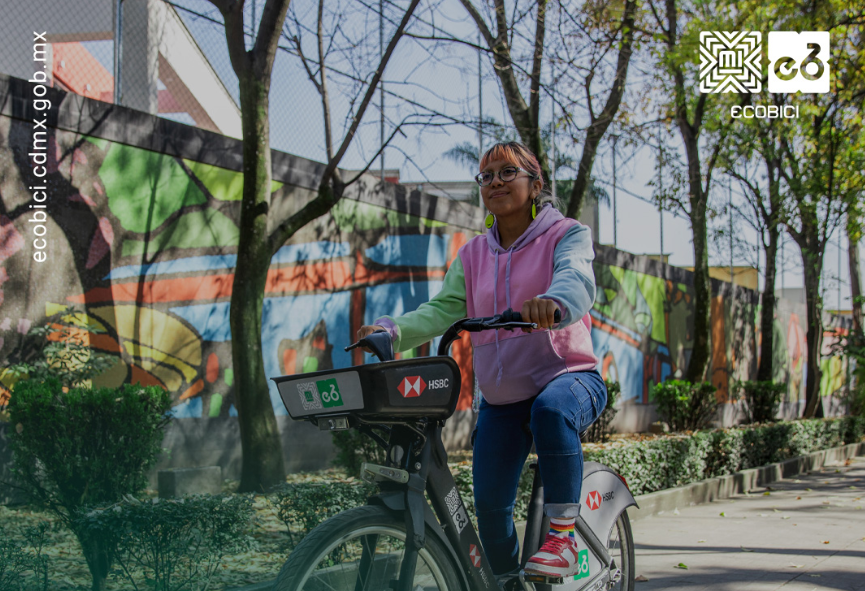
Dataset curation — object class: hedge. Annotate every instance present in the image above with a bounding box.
[282,417,865,530]
[583,416,865,496]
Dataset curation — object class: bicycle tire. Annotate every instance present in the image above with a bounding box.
[273,505,464,591]
[607,510,635,591]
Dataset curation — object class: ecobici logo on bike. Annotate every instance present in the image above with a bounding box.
[297,378,343,410]
[699,30,830,119]
[574,549,590,581]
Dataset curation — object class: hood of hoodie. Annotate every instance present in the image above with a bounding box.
[486,203,565,254]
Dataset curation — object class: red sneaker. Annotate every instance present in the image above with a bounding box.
[524,534,579,577]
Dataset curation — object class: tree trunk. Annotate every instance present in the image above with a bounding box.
[686,197,712,383]
[801,241,825,418]
[567,127,602,220]
[757,225,779,381]
[848,205,863,333]
[76,530,111,591]
[232,71,286,492]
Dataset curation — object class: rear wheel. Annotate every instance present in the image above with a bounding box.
[607,510,635,591]
[273,505,464,591]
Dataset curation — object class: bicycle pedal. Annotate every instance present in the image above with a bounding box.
[523,571,567,585]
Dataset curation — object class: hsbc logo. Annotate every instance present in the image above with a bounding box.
[398,376,427,398]
[586,490,602,511]
[469,544,481,568]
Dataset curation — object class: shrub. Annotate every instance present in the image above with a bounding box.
[331,428,388,476]
[271,480,375,547]
[651,380,718,432]
[735,380,785,424]
[7,378,171,591]
[586,417,865,496]
[1,308,117,389]
[583,381,620,443]
[0,524,49,591]
[74,494,253,591]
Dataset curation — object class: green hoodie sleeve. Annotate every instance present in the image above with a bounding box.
[375,256,467,352]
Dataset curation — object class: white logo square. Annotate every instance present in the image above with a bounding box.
[699,31,762,93]
[768,32,830,93]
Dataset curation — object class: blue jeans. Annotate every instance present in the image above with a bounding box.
[471,370,607,575]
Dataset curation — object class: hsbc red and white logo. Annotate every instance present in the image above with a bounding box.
[469,544,481,567]
[398,376,427,398]
[586,490,602,511]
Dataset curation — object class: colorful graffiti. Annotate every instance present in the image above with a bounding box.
[0,104,852,431]
[0,116,476,417]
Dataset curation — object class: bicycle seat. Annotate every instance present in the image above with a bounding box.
[273,357,461,422]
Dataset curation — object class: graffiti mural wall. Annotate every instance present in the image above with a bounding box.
[0,75,853,477]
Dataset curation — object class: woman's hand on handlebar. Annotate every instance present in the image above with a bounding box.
[520,297,560,333]
[356,325,386,353]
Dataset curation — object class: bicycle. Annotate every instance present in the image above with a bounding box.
[271,310,637,591]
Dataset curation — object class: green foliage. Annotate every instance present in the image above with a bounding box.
[651,380,719,432]
[270,480,375,548]
[584,381,620,443]
[734,380,786,424]
[330,429,388,477]
[586,417,865,496]
[0,523,49,591]
[1,309,117,389]
[8,379,172,518]
[832,318,865,416]
[74,494,254,591]
[7,378,171,590]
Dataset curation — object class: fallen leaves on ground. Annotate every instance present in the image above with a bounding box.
[674,563,688,569]
[635,574,650,582]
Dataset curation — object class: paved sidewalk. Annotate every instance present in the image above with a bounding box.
[630,456,865,590]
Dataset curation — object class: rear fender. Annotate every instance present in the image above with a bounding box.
[580,462,638,544]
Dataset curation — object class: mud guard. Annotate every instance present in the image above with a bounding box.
[580,462,638,536]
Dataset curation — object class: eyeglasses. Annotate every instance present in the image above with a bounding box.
[474,166,536,187]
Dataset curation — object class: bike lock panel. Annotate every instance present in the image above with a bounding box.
[425,424,499,590]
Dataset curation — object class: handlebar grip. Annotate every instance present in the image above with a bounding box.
[502,308,562,324]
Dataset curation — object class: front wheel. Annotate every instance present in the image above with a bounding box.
[607,510,635,591]
[273,505,464,591]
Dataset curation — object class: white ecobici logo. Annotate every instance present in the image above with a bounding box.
[699,31,762,93]
[767,32,830,93]
[699,30,830,94]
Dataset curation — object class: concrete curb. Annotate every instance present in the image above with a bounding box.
[628,441,865,521]
[226,441,865,591]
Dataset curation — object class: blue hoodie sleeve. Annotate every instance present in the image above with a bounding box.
[539,223,596,328]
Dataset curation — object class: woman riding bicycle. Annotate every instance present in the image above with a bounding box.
[358,141,607,585]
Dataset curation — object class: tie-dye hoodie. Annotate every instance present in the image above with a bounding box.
[375,204,598,405]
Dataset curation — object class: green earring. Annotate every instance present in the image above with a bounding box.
[531,199,537,219]
[485,213,495,228]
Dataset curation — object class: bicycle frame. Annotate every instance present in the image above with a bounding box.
[278,310,637,591]
[360,415,637,591]
[362,419,499,591]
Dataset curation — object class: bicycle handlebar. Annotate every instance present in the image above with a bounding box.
[436,308,561,356]
[344,308,561,362]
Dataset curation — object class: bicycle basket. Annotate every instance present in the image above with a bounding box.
[272,357,461,421]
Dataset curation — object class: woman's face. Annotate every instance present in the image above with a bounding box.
[480,159,542,220]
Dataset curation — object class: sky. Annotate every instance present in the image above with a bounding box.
[127,1,865,307]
